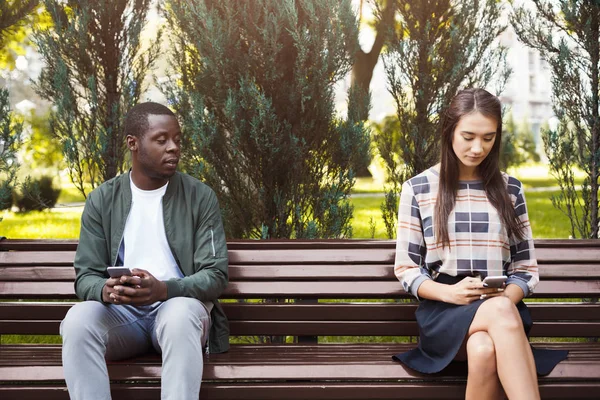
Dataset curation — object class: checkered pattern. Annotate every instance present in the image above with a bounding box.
[394,168,539,299]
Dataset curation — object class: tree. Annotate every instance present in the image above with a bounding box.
[0,89,22,212]
[34,0,161,197]
[376,0,509,238]
[500,111,540,170]
[0,0,46,70]
[350,0,397,121]
[512,0,600,239]
[0,0,38,215]
[165,0,370,239]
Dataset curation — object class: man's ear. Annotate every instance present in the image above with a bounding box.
[126,135,137,151]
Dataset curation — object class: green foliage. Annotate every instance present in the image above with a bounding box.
[0,0,40,69]
[15,175,60,212]
[21,110,64,171]
[500,112,540,170]
[0,179,14,210]
[33,0,161,197]
[512,1,600,238]
[165,0,370,239]
[375,0,510,238]
[0,88,22,219]
[0,2,38,220]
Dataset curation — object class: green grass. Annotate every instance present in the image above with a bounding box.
[350,190,573,239]
[56,185,87,204]
[0,163,580,240]
[350,195,389,239]
[525,191,574,238]
[353,176,387,194]
[0,208,82,239]
[0,335,61,345]
[506,163,585,189]
[0,191,573,240]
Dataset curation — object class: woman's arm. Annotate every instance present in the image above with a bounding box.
[502,283,525,304]
[506,178,539,298]
[417,276,505,305]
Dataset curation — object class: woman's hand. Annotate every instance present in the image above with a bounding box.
[443,276,505,305]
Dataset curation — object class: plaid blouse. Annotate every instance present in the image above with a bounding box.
[394,167,539,300]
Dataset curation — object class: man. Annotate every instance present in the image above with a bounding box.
[60,102,229,400]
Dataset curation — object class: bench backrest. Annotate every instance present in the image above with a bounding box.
[1,239,599,340]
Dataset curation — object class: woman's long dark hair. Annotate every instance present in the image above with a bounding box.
[435,88,525,248]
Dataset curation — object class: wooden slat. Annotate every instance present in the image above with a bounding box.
[4,264,600,281]
[3,263,600,281]
[1,343,599,381]
[2,382,600,400]
[0,267,76,281]
[3,319,599,337]
[2,302,599,337]
[0,251,76,265]
[536,247,600,263]
[2,280,600,299]
[3,302,599,322]
[1,238,599,250]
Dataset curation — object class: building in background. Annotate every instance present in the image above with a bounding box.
[499,24,554,154]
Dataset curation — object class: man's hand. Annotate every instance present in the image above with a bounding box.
[102,269,168,306]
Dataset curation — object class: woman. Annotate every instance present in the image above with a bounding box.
[392,88,567,400]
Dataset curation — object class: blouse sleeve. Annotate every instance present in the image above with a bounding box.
[394,180,432,299]
[506,178,539,297]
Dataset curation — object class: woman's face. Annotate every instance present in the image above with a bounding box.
[451,111,498,174]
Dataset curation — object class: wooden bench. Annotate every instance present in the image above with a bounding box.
[1,238,599,399]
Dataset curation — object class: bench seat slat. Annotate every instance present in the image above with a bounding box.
[1,343,599,382]
[3,319,599,337]
[2,383,600,400]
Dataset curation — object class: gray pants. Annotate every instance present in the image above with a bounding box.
[60,297,211,400]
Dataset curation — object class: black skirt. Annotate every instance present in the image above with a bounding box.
[393,274,568,375]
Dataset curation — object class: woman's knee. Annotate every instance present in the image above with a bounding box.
[467,332,496,373]
[483,296,522,331]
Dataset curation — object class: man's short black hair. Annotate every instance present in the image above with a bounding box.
[124,102,175,138]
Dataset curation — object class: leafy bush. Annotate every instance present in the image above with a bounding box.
[0,180,13,211]
[15,176,61,212]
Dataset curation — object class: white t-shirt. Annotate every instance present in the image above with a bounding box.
[123,178,184,281]
[123,177,214,312]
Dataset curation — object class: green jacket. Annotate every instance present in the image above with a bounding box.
[73,171,230,353]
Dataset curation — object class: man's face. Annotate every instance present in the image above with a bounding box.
[130,114,181,182]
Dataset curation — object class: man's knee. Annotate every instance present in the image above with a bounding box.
[157,298,209,328]
[60,301,108,341]
[155,298,210,345]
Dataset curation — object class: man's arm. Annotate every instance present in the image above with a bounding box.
[164,189,229,301]
[73,192,111,302]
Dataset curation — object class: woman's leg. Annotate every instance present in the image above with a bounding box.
[468,296,539,400]
[464,331,503,400]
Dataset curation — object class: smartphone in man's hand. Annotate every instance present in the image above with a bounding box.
[106,266,133,278]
